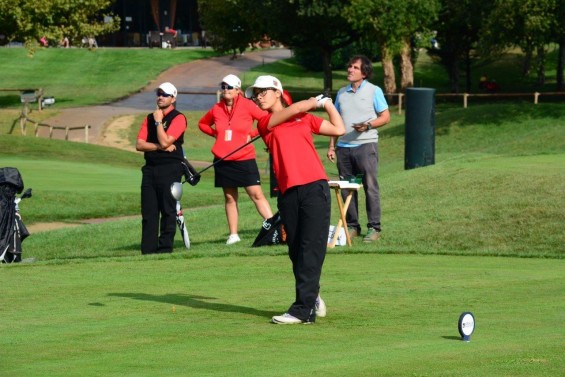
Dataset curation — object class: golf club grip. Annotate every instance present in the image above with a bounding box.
[197,135,261,175]
[183,159,198,176]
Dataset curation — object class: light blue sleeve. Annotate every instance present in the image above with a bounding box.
[335,91,342,113]
[373,86,388,113]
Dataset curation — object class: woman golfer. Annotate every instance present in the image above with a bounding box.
[245,75,345,324]
[198,74,273,245]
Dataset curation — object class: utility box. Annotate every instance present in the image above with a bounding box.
[404,87,436,170]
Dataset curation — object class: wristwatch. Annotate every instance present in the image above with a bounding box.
[364,121,372,131]
[155,121,163,126]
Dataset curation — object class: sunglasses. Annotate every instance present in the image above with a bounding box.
[221,84,235,90]
[156,91,173,98]
[252,88,276,99]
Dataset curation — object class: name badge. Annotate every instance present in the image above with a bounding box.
[225,129,232,141]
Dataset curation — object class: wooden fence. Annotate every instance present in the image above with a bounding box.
[390,91,565,114]
[11,101,91,143]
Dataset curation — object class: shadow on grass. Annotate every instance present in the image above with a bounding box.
[442,336,464,341]
[108,292,276,318]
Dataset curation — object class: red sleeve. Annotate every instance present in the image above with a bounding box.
[246,99,267,138]
[137,117,149,140]
[307,113,323,134]
[198,108,217,137]
[167,113,187,140]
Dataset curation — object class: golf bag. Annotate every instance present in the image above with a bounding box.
[252,212,286,247]
[0,167,30,263]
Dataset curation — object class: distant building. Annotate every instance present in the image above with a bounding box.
[101,0,202,47]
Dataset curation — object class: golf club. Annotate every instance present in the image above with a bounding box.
[180,135,262,186]
[170,182,190,249]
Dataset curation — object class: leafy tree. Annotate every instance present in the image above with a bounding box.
[199,0,358,94]
[344,0,440,94]
[198,0,258,59]
[430,0,491,93]
[269,0,359,94]
[481,0,565,90]
[0,0,120,53]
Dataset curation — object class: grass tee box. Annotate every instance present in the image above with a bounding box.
[1,254,564,376]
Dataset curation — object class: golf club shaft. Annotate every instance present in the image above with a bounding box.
[197,135,261,175]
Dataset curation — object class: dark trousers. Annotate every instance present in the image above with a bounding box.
[277,180,330,322]
[140,163,182,254]
[336,143,381,232]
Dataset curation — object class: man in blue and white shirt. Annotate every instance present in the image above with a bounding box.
[327,55,390,243]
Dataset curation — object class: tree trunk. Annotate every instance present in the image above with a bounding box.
[322,48,333,96]
[465,50,472,93]
[399,39,413,91]
[536,45,546,87]
[381,45,397,95]
[449,57,460,93]
[522,42,533,77]
[557,41,564,91]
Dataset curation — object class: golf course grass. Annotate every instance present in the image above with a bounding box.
[0,48,564,376]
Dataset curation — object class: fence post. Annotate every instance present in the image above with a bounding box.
[398,93,404,115]
[534,92,540,104]
[84,125,90,143]
[463,93,468,109]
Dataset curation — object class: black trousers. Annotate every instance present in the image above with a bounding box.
[277,180,330,322]
[140,163,182,254]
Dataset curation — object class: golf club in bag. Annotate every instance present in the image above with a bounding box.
[170,181,190,249]
[0,167,32,264]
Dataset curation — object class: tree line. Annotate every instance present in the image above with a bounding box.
[198,0,565,94]
[2,0,564,94]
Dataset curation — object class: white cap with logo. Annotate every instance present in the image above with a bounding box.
[158,82,177,97]
[245,75,283,98]
[221,74,241,88]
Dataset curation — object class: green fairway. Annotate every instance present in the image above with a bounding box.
[1,254,564,376]
[0,48,220,108]
[1,47,564,376]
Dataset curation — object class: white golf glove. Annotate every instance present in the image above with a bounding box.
[315,94,332,109]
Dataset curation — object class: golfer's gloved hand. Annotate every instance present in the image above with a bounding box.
[315,94,332,109]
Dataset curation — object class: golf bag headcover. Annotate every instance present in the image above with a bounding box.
[181,160,201,186]
[252,212,286,247]
[0,167,24,194]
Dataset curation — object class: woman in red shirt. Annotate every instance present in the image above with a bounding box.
[245,75,345,324]
[199,74,273,245]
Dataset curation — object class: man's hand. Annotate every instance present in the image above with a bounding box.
[153,108,164,124]
[352,121,370,132]
[327,147,336,163]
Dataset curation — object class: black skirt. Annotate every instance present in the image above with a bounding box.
[214,159,262,188]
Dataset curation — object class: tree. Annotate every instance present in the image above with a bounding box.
[430,0,491,93]
[0,0,120,53]
[198,0,358,94]
[344,0,440,94]
[198,0,258,59]
[268,0,359,94]
[481,0,565,90]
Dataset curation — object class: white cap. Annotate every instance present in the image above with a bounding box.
[157,82,177,97]
[245,75,283,98]
[221,74,241,88]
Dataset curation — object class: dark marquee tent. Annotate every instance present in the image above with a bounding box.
[102,0,201,47]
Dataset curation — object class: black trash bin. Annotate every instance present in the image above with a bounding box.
[404,88,436,170]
